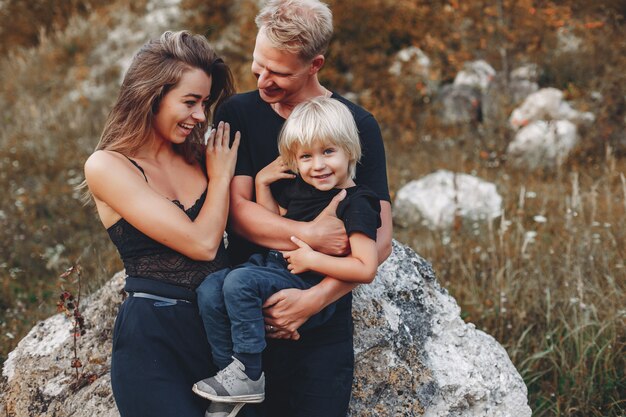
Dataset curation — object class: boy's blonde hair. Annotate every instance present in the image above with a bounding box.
[278,97,361,179]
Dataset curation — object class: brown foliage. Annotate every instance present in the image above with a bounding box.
[0,0,123,55]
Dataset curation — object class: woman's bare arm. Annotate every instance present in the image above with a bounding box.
[84,124,239,261]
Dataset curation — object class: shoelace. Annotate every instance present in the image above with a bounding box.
[214,361,247,383]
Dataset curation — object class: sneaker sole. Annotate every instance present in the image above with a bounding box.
[192,384,264,403]
[204,402,245,417]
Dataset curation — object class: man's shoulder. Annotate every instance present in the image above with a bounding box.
[222,90,262,108]
[331,92,374,121]
[216,90,273,126]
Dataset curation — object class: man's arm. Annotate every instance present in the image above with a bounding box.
[377,200,393,263]
[263,199,392,337]
[229,176,349,254]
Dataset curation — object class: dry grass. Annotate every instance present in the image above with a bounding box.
[0,0,147,362]
[392,136,625,416]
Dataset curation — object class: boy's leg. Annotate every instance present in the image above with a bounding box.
[221,264,312,356]
[194,261,340,406]
[192,264,297,404]
[196,268,232,370]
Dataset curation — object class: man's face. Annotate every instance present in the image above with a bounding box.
[251,31,313,107]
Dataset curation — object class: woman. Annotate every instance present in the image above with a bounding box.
[83,31,239,417]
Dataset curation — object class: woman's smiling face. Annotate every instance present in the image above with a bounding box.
[152,68,212,144]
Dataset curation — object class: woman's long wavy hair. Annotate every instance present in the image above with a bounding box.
[96,30,234,162]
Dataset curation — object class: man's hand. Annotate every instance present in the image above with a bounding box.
[263,287,321,338]
[264,324,300,341]
[305,189,349,255]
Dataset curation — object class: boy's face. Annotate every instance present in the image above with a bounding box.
[295,141,353,191]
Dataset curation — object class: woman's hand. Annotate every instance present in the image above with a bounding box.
[282,236,315,274]
[205,121,240,182]
[256,156,295,187]
[263,287,322,338]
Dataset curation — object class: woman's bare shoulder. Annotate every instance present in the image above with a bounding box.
[84,150,145,198]
[85,150,126,173]
[85,150,141,183]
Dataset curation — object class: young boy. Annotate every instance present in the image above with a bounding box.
[192,97,381,410]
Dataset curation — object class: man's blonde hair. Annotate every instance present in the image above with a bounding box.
[278,97,361,179]
[255,0,333,61]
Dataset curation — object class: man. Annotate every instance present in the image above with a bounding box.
[212,1,392,415]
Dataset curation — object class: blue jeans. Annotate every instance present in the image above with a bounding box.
[196,251,337,369]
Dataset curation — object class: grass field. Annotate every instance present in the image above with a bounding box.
[390,135,625,416]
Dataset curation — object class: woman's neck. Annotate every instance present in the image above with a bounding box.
[133,135,178,163]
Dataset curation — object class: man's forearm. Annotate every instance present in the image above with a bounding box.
[376,201,393,264]
[230,195,305,250]
[230,176,349,254]
[305,276,358,311]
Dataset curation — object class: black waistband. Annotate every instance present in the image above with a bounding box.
[124,276,197,302]
[266,250,288,267]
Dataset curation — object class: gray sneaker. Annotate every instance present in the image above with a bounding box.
[193,357,265,403]
[204,402,245,417]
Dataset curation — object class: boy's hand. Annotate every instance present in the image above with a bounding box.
[282,236,316,274]
[255,156,296,187]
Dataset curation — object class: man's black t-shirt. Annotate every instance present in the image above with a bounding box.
[214,90,389,345]
[215,90,390,265]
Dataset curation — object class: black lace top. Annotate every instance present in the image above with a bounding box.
[106,157,229,290]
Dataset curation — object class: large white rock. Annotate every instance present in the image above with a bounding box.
[352,241,532,416]
[436,84,482,125]
[509,87,594,129]
[482,65,540,127]
[507,120,579,169]
[453,60,496,93]
[389,46,438,96]
[394,170,503,230]
[1,273,124,417]
[1,242,531,417]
